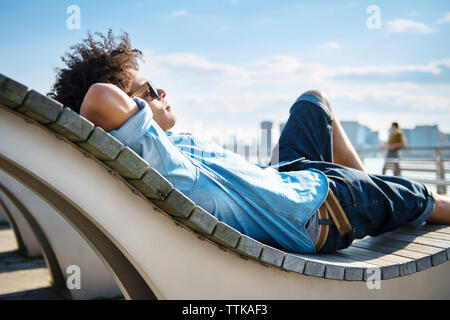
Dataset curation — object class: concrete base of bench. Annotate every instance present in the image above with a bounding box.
[0,170,122,300]
[0,184,41,257]
[0,205,7,223]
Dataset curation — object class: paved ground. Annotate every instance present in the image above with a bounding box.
[0,224,64,300]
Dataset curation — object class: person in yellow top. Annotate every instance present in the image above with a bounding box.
[382,122,407,175]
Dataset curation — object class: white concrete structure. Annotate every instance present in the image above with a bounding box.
[0,170,121,299]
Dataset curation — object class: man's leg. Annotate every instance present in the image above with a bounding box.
[427,193,450,224]
[307,90,450,225]
[270,91,334,166]
[302,90,367,172]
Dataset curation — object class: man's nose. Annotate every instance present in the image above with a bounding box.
[157,88,166,99]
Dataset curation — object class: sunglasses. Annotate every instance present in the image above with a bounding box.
[129,80,160,100]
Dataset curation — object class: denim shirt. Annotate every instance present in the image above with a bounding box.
[109,98,329,253]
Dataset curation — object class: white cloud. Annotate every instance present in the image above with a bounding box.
[139,51,450,136]
[437,12,450,24]
[323,42,342,49]
[387,19,435,34]
[171,10,189,17]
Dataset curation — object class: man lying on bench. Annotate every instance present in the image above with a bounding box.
[49,30,450,254]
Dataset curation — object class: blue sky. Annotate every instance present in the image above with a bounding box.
[0,0,449,142]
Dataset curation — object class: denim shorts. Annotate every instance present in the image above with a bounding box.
[273,93,435,253]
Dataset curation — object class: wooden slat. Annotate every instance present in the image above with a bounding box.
[381,231,450,250]
[352,239,432,272]
[205,221,241,248]
[128,168,173,200]
[411,224,450,235]
[0,73,28,108]
[282,254,307,275]
[303,259,326,278]
[358,236,447,267]
[78,127,124,161]
[336,247,405,279]
[396,228,450,241]
[235,235,263,259]
[16,90,63,124]
[47,107,95,142]
[260,245,285,267]
[316,254,379,281]
[104,147,149,179]
[177,206,218,234]
[291,253,379,280]
[151,189,195,218]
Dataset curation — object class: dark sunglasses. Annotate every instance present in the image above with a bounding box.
[129,80,160,100]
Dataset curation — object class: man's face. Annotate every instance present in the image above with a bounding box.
[127,69,177,131]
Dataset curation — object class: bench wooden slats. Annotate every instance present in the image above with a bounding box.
[177,206,218,235]
[281,254,307,275]
[0,74,28,108]
[351,239,432,272]
[409,224,450,235]
[16,90,63,124]
[151,189,195,218]
[104,147,149,179]
[77,127,124,161]
[205,221,241,248]
[303,259,326,277]
[47,107,95,142]
[128,168,173,200]
[260,245,286,267]
[336,247,409,279]
[289,253,379,280]
[235,234,263,259]
[381,232,450,252]
[396,228,450,241]
[358,235,446,256]
[375,234,448,266]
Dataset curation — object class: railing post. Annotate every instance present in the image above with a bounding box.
[436,149,446,194]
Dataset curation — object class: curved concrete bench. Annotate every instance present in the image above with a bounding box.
[0,181,42,257]
[0,170,122,299]
[0,73,449,299]
[0,201,8,223]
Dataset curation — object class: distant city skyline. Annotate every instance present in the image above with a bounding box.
[217,119,450,163]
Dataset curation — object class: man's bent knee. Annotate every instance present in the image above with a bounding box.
[301,90,332,112]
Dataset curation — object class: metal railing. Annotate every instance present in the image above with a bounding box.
[356,145,450,194]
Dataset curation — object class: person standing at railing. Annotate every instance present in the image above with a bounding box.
[382,122,407,176]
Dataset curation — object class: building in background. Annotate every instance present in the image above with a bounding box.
[260,121,273,161]
[341,121,380,149]
[219,120,449,163]
[402,125,439,147]
[401,125,449,158]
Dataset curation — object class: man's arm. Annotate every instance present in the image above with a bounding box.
[80,83,140,132]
